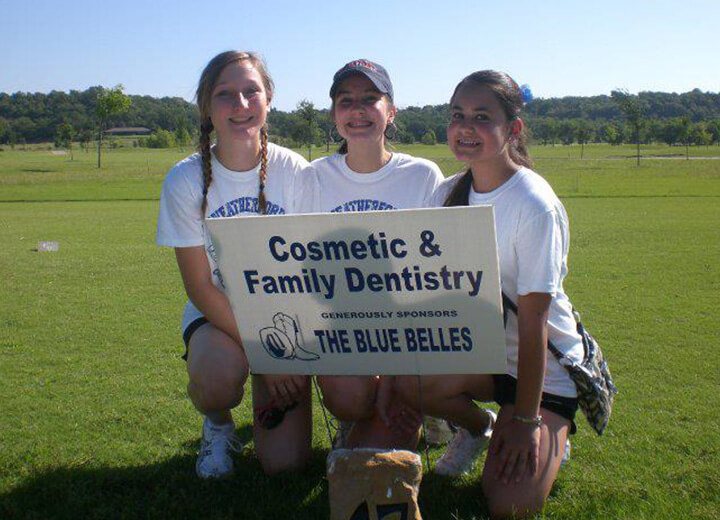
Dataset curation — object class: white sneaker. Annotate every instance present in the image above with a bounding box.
[424,416,455,445]
[195,418,243,479]
[560,439,571,466]
[434,409,496,476]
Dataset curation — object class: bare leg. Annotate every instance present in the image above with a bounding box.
[318,375,418,449]
[186,323,249,425]
[252,374,312,475]
[482,405,570,519]
[395,374,495,435]
[316,375,377,421]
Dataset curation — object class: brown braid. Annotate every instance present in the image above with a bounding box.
[257,126,269,214]
[444,169,473,207]
[199,121,214,215]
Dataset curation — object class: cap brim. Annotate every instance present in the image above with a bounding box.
[330,69,390,99]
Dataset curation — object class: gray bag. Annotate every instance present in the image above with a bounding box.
[503,294,618,435]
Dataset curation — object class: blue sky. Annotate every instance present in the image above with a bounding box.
[1,0,718,111]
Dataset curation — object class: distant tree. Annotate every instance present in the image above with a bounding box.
[54,122,75,160]
[678,117,691,160]
[396,120,415,144]
[611,89,645,165]
[12,117,36,142]
[576,120,592,159]
[95,85,131,168]
[558,120,576,145]
[0,117,8,144]
[421,130,437,145]
[658,118,684,147]
[600,122,623,145]
[707,120,720,146]
[174,126,191,148]
[296,99,318,160]
[78,128,94,152]
[146,129,176,148]
[690,122,712,147]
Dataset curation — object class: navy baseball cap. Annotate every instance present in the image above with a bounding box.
[329,59,394,102]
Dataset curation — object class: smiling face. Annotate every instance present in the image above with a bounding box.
[332,74,396,146]
[209,61,270,145]
[447,81,521,166]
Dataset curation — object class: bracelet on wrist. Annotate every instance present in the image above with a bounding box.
[512,414,543,427]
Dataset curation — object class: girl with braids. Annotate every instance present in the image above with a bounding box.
[299,59,445,450]
[157,51,311,478]
[394,71,584,518]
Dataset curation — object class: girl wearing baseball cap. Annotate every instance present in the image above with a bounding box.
[299,59,447,449]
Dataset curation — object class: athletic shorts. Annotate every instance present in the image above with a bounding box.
[181,317,209,360]
[493,374,578,434]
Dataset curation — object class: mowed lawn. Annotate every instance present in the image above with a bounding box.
[1,144,719,519]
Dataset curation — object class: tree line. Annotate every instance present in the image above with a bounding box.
[1,86,719,150]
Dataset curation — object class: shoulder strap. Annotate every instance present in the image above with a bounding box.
[501,292,568,362]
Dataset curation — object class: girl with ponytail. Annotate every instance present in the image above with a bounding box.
[394,71,585,517]
[157,51,311,478]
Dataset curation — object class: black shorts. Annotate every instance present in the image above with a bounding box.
[493,374,578,434]
[181,317,209,360]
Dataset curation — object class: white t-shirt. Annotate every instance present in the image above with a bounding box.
[431,168,583,397]
[299,152,443,213]
[156,143,309,330]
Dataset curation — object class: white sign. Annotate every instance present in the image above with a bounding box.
[206,206,506,375]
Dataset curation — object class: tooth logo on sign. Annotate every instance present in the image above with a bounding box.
[259,313,319,361]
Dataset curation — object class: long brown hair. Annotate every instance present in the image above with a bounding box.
[195,51,274,215]
[444,70,532,207]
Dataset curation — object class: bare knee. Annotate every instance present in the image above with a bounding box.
[482,478,545,519]
[187,332,249,412]
[487,497,544,519]
[318,376,376,420]
[187,374,245,412]
[395,375,449,412]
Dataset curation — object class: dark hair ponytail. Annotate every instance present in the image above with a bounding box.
[443,170,473,207]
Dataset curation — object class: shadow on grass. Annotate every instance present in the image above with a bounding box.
[1,432,515,520]
[0,431,330,519]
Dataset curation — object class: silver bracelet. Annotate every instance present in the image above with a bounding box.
[512,414,543,427]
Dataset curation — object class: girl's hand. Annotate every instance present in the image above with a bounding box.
[376,376,421,437]
[259,374,306,409]
[490,420,541,484]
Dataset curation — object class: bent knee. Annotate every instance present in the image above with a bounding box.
[187,363,247,411]
[318,376,375,420]
[487,499,544,520]
[482,479,545,519]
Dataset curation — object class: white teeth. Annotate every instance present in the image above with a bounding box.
[458,139,479,145]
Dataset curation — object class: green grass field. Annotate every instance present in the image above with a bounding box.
[1,143,719,519]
